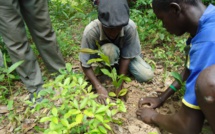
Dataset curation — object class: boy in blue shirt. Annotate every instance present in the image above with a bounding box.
[136,0,215,133]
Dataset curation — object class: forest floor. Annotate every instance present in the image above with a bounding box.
[0,46,213,134]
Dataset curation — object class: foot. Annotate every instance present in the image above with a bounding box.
[29,87,43,103]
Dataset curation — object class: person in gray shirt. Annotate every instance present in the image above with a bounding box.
[80,0,154,104]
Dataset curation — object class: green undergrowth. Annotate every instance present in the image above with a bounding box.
[26,63,126,134]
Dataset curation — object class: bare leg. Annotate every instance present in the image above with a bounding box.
[196,65,215,132]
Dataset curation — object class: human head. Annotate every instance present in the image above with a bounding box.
[152,0,199,12]
[98,0,129,39]
[152,0,201,36]
[98,0,129,28]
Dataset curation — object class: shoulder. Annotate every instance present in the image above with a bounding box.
[124,19,137,31]
[193,27,215,44]
[83,19,100,37]
[194,6,215,43]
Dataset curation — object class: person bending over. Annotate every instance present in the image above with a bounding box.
[136,0,215,133]
[80,0,154,105]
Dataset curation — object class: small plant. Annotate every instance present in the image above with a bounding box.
[80,41,131,98]
[170,71,185,98]
[0,54,24,104]
[28,63,126,133]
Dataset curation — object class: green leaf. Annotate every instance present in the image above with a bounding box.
[116,79,123,89]
[84,109,94,117]
[89,129,100,133]
[112,81,118,88]
[96,105,109,114]
[62,11,69,18]
[61,119,69,128]
[159,33,164,40]
[49,122,56,130]
[52,117,58,124]
[65,63,72,72]
[73,99,79,109]
[108,92,116,97]
[111,109,118,116]
[51,107,58,116]
[89,94,98,99]
[112,68,117,81]
[40,117,51,122]
[76,113,83,123]
[0,74,5,81]
[101,69,112,78]
[119,74,131,82]
[8,74,15,79]
[118,89,128,97]
[103,123,111,130]
[79,48,99,54]
[95,114,104,122]
[87,85,92,93]
[106,109,112,117]
[95,40,101,49]
[7,60,24,74]
[99,53,110,65]
[171,72,182,84]
[7,100,13,110]
[112,119,123,125]
[92,120,100,128]
[92,101,97,113]
[78,77,83,85]
[69,122,79,129]
[64,109,81,119]
[119,104,126,112]
[80,97,88,110]
[98,126,107,134]
[64,77,71,85]
[87,58,103,64]
[48,131,58,134]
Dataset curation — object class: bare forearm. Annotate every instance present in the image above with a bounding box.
[119,58,130,75]
[81,66,102,91]
[160,68,190,102]
[152,113,183,134]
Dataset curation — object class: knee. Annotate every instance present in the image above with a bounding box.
[135,70,154,82]
[129,57,154,82]
[195,65,215,103]
[101,43,120,65]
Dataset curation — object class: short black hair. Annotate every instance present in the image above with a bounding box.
[152,0,200,11]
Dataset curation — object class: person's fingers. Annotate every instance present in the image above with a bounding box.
[103,99,107,105]
[97,95,107,105]
[97,98,101,103]
[138,97,148,108]
[137,115,141,120]
[136,109,142,115]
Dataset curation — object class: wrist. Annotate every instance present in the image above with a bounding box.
[159,96,164,102]
[169,85,177,92]
[95,84,103,90]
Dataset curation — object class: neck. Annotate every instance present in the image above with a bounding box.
[183,2,206,37]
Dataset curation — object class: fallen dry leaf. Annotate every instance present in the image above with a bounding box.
[0,105,8,114]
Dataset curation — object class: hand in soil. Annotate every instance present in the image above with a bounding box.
[138,97,163,109]
[97,86,108,105]
[136,108,157,124]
